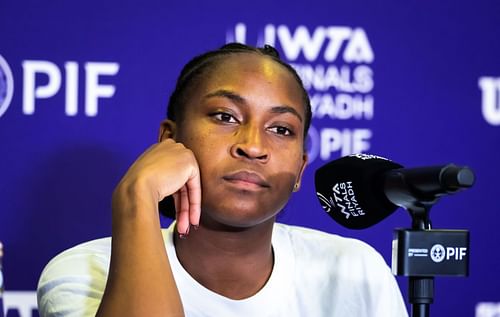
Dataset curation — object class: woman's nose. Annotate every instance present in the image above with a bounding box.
[230,124,269,162]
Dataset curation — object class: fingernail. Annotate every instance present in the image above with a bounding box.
[193,225,199,231]
[178,226,190,239]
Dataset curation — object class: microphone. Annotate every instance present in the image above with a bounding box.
[314,154,475,229]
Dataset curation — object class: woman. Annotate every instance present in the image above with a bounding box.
[37,43,408,317]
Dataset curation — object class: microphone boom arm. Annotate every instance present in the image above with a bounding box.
[384,164,475,230]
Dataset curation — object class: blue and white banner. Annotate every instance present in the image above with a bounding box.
[1,1,500,316]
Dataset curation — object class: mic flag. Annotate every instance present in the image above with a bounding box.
[315,154,475,230]
[314,154,402,229]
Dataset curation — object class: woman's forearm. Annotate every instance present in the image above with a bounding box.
[96,181,184,317]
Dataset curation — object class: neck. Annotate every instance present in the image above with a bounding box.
[173,216,276,300]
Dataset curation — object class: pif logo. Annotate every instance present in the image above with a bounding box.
[430,244,467,263]
[0,54,14,118]
[0,55,119,118]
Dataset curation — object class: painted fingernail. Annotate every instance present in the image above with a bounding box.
[178,226,190,239]
[178,225,191,239]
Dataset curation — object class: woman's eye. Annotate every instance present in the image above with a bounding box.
[212,112,238,123]
[269,126,293,136]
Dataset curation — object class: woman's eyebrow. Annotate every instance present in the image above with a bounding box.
[270,106,303,123]
[205,89,303,122]
[205,89,245,104]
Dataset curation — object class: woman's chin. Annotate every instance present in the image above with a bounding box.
[199,206,279,231]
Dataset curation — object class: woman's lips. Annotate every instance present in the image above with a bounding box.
[222,171,271,189]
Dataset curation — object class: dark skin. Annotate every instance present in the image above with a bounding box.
[97,53,307,316]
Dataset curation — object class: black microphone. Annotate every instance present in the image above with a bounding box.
[314,154,475,229]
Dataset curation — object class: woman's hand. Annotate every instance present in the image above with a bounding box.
[115,138,201,234]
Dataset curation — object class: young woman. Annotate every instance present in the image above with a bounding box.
[37,44,408,317]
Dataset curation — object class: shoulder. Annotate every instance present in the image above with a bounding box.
[38,237,113,289]
[37,228,174,317]
[273,223,385,266]
[273,223,408,316]
[37,237,112,317]
[273,223,393,287]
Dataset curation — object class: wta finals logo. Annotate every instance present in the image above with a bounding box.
[0,55,14,118]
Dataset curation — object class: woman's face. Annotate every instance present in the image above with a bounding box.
[168,53,307,229]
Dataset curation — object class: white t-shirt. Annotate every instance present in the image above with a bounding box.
[37,223,408,317]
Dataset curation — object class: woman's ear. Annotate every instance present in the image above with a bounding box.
[158,119,177,142]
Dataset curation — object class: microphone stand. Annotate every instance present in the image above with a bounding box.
[392,201,469,317]
[407,203,434,317]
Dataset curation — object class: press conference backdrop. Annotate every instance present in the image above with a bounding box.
[1,1,499,316]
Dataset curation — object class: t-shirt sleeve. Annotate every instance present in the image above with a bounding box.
[372,254,409,316]
[282,224,409,317]
[357,243,409,317]
[37,240,110,317]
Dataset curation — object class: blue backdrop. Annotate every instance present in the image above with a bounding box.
[1,1,500,316]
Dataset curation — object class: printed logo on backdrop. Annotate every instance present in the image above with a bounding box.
[476,302,500,317]
[3,291,38,317]
[227,23,375,163]
[479,77,500,126]
[0,55,119,118]
[0,55,14,118]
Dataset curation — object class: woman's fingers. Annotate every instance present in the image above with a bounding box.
[176,186,190,235]
[186,165,202,228]
[118,138,202,235]
[175,166,202,236]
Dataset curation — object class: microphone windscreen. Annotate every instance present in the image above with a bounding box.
[314,154,403,229]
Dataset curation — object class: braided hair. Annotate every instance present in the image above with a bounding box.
[166,42,312,139]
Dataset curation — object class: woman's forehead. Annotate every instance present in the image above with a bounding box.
[195,53,304,106]
[208,53,291,80]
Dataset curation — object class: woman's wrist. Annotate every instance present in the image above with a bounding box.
[112,176,159,220]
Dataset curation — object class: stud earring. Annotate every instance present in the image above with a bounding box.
[293,183,300,192]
